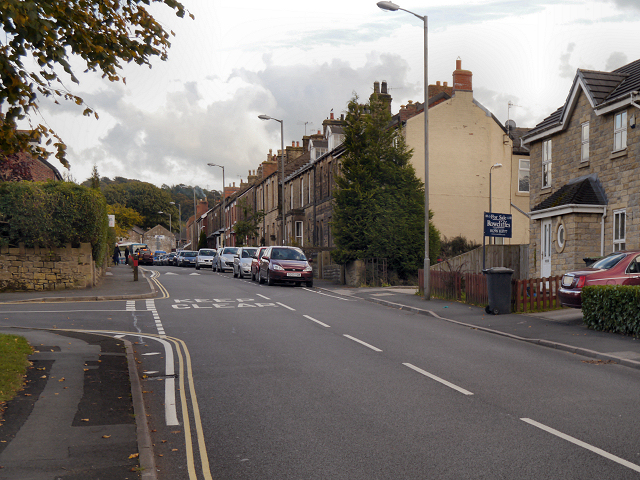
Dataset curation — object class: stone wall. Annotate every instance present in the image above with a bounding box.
[345,259,365,287]
[322,264,342,283]
[0,243,96,292]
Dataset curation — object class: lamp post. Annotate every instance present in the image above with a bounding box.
[377,1,430,299]
[489,163,502,215]
[483,162,503,269]
[258,114,285,245]
[170,201,181,248]
[207,163,226,248]
[157,211,172,233]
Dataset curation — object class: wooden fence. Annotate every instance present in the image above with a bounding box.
[431,245,529,280]
[427,270,564,313]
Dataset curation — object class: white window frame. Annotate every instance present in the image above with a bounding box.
[581,122,589,162]
[295,221,303,246]
[614,111,627,152]
[542,140,552,189]
[613,209,626,252]
[518,159,529,193]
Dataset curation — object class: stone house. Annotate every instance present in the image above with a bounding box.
[522,58,640,278]
[143,225,175,253]
[403,58,530,247]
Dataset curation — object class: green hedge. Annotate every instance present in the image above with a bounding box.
[582,285,640,336]
[0,181,110,266]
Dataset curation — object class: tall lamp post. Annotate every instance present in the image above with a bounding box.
[377,1,430,299]
[207,163,226,248]
[157,211,172,233]
[483,162,503,269]
[170,201,181,248]
[258,114,286,245]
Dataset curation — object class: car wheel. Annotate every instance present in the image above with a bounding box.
[306,280,313,288]
[259,271,265,284]
[267,270,274,286]
[239,269,244,279]
[251,271,255,281]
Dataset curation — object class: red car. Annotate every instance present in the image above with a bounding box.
[558,250,640,308]
[250,246,267,282]
[258,246,313,287]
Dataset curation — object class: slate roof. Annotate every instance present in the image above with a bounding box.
[525,58,640,140]
[531,174,607,211]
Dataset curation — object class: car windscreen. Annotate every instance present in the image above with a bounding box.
[271,248,306,261]
[223,248,239,255]
[184,252,198,257]
[199,250,215,256]
[242,248,257,258]
[591,253,626,270]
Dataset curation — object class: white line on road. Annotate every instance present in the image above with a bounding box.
[276,302,296,311]
[302,288,357,301]
[521,418,640,473]
[403,363,474,396]
[344,334,382,352]
[256,294,270,300]
[303,315,330,328]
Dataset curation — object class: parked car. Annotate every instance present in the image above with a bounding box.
[258,246,313,287]
[251,246,268,281]
[153,251,166,265]
[214,247,239,272]
[558,250,640,308]
[178,250,198,267]
[136,247,153,266]
[164,252,177,266]
[233,247,258,279]
[196,248,217,270]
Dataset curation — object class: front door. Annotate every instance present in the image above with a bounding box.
[541,219,552,278]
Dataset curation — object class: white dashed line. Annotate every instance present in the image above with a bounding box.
[343,335,382,352]
[403,363,473,396]
[276,302,296,311]
[303,315,330,328]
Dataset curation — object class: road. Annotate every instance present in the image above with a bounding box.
[2,266,640,479]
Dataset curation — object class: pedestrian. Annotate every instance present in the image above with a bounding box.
[113,246,120,266]
[124,246,130,265]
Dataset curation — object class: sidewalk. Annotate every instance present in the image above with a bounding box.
[314,279,640,370]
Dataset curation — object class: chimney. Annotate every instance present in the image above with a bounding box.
[381,81,388,94]
[452,58,472,92]
[292,141,295,147]
[374,81,380,93]
[330,112,334,120]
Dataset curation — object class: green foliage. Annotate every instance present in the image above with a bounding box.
[332,94,438,278]
[0,0,191,168]
[89,165,100,190]
[233,198,265,247]
[440,235,480,259]
[102,180,176,229]
[107,203,143,238]
[197,230,207,250]
[0,181,109,265]
[0,334,33,404]
[582,285,640,336]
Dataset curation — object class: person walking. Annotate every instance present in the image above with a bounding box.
[124,246,130,265]
[113,246,120,266]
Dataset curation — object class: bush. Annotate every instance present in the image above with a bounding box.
[440,235,480,259]
[582,285,640,336]
[0,181,110,266]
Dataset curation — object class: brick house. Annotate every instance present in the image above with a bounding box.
[522,58,640,278]
[0,151,63,182]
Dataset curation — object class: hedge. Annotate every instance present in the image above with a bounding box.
[0,181,110,266]
[582,285,640,336]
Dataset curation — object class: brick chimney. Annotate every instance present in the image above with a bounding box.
[452,58,472,92]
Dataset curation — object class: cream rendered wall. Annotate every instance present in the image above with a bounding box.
[405,90,529,245]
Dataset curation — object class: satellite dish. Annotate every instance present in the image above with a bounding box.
[505,119,516,131]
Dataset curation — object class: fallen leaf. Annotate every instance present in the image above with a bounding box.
[158,454,163,457]
[102,435,111,439]
[58,378,65,382]
[40,375,47,379]
[171,449,178,452]
[161,440,167,443]
[129,453,139,459]
[81,419,89,422]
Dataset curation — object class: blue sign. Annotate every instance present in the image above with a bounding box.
[484,212,512,238]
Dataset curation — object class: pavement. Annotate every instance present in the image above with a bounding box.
[1,267,640,479]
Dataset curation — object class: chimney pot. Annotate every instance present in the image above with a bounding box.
[330,112,334,120]
[444,81,448,87]
[374,81,380,93]
[381,81,388,94]
[456,58,462,70]
[292,141,295,147]
[436,81,441,86]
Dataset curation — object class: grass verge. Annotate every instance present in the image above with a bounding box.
[0,334,33,406]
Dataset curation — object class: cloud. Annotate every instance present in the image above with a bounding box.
[559,43,577,78]
[605,51,628,70]
[607,0,640,11]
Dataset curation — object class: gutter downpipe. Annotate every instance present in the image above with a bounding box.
[601,206,607,257]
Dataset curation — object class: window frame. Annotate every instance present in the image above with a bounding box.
[542,139,552,189]
[614,111,627,152]
[518,158,530,193]
[295,221,303,246]
[613,209,626,252]
[581,122,589,162]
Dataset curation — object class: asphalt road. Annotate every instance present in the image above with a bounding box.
[3,266,640,479]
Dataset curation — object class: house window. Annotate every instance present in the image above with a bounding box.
[290,184,293,209]
[295,221,303,246]
[614,111,627,151]
[308,173,311,205]
[613,209,626,251]
[581,122,589,162]
[542,140,552,188]
[518,159,530,193]
[300,177,304,206]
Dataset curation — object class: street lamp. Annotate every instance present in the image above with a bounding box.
[158,211,172,233]
[377,1,430,299]
[207,163,226,248]
[258,114,286,245]
[489,163,502,215]
[483,163,503,269]
[170,201,181,248]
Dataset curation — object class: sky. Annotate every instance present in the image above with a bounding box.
[28,0,640,191]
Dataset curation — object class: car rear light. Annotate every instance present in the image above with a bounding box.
[575,275,586,288]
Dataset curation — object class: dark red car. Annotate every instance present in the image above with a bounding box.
[258,246,313,287]
[558,250,640,308]
[250,246,267,282]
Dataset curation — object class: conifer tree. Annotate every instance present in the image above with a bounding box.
[332,94,440,279]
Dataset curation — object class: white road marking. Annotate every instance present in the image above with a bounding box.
[344,335,382,352]
[403,363,474,396]
[144,370,160,374]
[190,273,200,276]
[302,288,357,301]
[521,418,640,473]
[142,352,161,356]
[257,294,270,300]
[165,272,178,275]
[303,315,330,328]
[276,302,296,311]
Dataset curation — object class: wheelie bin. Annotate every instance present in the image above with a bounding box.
[483,267,514,315]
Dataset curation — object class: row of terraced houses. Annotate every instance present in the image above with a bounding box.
[185,56,640,280]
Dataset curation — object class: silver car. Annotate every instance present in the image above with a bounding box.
[214,247,239,272]
[196,248,217,270]
[233,247,258,279]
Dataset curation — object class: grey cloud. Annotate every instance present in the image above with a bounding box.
[605,51,628,70]
[559,43,576,79]
[607,0,640,11]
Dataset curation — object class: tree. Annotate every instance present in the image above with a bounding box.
[102,180,176,229]
[107,203,143,239]
[233,197,265,247]
[332,94,440,279]
[0,0,191,168]
[89,165,100,190]
[197,230,207,250]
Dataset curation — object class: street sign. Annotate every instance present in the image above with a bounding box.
[484,212,512,238]
[108,215,115,228]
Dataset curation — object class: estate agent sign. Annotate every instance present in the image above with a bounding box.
[484,212,512,238]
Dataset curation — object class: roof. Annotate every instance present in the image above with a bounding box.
[531,174,607,212]
[524,58,640,142]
